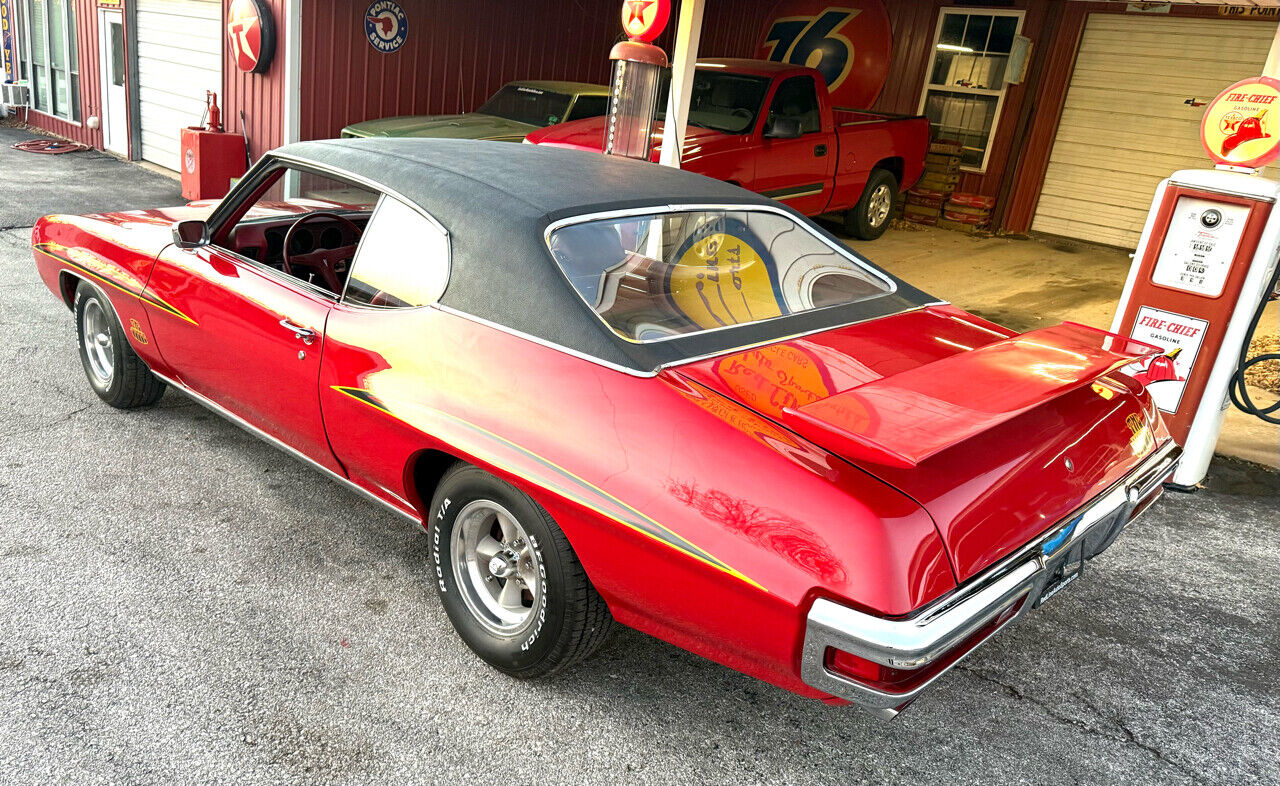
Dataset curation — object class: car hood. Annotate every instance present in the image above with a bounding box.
[672,305,1169,582]
[341,113,537,141]
[525,116,740,167]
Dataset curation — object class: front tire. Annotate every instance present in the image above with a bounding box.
[74,281,165,409]
[429,463,613,678]
[845,168,898,241]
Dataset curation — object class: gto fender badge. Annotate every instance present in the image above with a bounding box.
[128,318,148,344]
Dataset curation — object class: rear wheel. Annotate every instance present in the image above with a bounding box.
[74,281,165,409]
[429,463,613,678]
[845,168,898,241]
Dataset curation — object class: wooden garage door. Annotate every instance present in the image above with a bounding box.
[1031,15,1273,249]
[136,0,222,172]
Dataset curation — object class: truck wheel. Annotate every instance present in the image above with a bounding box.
[74,281,166,409]
[429,463,613,678]
[845,168,898,241]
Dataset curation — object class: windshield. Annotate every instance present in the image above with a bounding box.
[654,71,770,134]
[548,209,895,342]
[477,84,573,127]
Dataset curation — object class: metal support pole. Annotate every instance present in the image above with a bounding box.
[657,0,704,169]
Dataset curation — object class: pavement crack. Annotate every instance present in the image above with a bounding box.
[957,666,1208,785]
[0,402,95,440]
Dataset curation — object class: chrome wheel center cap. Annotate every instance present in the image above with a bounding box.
[488,554,516,578]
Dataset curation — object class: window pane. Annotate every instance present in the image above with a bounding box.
[962,14,992,55]
[989,17,1017,55]
[549,210,893,342]
[28,0,46,65]
[32,64,48,111]
[70,72,79,121]
[50,67,65,116]
[48,0,64,66]
[110,23,124,87]
[937,13,965,48]
[345,198,448,308]
[922,90,998,168]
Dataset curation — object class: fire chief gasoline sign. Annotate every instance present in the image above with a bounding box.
[1201,76,1278,169]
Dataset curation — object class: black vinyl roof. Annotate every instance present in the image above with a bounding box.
[275,138,932,373]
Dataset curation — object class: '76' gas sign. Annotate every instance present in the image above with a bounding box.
[756,1,892,109]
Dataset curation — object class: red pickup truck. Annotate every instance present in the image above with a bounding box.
[525,59,929,240]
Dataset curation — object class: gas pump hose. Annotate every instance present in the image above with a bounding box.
[1228,257,1280,424]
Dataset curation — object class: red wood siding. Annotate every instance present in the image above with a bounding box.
[25,0,102,149]
[295,0,775,143]
[223,0,286,161]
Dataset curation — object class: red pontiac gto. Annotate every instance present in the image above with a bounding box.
[32,139,1179,718]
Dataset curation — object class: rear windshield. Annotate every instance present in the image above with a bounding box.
[548,209,895,342]
[477,84,573,127]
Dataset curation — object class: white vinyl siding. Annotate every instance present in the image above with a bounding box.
[1031,15,1273,249]
[136,0,221,171]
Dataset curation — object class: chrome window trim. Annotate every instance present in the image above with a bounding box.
[431,304,658,378]
[542,202,900,346]
[197,154,453,310]
[801,440,1181,719]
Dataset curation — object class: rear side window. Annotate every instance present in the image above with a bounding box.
[567,95,608,122]
[344,197,449,308]
[768,77,821,135]
[547,209,894,342]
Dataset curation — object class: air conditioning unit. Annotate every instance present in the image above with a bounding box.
[1,82,31,108]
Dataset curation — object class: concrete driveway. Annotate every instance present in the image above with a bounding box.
[1,131,1277,785]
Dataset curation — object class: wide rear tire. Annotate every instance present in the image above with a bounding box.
[74,281,165,409]
[429,463,613,678]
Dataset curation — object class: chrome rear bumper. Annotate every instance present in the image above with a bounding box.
[801,441,1181,719]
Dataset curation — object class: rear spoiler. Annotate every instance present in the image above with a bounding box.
[780,322,1161,469]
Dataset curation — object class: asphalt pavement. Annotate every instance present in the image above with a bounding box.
[1,127,1278,785]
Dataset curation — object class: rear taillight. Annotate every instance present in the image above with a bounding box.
[825,600,1025,695]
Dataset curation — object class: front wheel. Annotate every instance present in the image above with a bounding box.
[74,281,165,409]
[429,464,613,678]
[845,168,898,241]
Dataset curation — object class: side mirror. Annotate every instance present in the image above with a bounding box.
[765,116,802,140]
[172,219,207,249]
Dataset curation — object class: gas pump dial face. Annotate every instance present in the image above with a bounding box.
[1150,197,1249,298]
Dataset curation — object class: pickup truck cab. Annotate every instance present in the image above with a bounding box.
[525,59,929,240]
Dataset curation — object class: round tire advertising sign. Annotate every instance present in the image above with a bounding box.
[755,0,892,110]
[365,1,408,54]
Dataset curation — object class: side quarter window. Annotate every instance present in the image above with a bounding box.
[343,197,449,308]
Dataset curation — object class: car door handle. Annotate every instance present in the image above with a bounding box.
[814,144,828,157]
[280,319,316,345]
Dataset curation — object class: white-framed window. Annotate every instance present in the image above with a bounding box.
[21,0,80,121]
[917,8,1024,173]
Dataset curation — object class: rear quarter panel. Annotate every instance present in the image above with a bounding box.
[318,305,955,698]
[828,113,930,213]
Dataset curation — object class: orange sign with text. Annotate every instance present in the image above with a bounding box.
[1200,75,1279,169]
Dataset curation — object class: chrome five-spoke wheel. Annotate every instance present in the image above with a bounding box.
[81,297,115,386]
[451,499,543,636]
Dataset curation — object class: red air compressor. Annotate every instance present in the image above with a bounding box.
[180,92,247,201]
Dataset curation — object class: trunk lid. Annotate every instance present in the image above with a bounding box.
[673,306,1165,582]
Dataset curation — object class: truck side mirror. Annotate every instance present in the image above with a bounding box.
[172,220,208,249]
[765,117,802,140]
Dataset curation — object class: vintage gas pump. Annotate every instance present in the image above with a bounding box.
[1110,76,1279,490]
[179,91,248,201]
[603,0,671,159]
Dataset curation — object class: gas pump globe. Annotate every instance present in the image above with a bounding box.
[604,0,671,160]
[605,42,667,160]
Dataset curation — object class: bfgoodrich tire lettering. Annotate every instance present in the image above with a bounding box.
[73,281,165,409]
[430,463,613,678]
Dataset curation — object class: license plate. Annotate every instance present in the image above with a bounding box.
[1036,538,1085,607]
